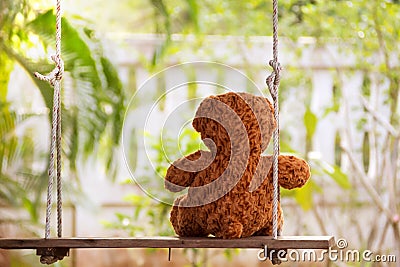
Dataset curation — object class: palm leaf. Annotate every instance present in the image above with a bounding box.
[26,10,125,173]
[0,4,126,229]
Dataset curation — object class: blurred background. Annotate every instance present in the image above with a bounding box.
[0,0,399,266]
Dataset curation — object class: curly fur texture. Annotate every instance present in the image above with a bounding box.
[165,92,310,239]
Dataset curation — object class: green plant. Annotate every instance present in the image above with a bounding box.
[0,0,125,235]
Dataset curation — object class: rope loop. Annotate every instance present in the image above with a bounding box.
[34,55,64,86]
[269,60,281,85]
[266,60,282,101]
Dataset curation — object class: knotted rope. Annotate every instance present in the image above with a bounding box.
[34,0,64,264]
[266,0,282,240]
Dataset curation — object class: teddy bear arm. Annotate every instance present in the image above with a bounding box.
[165,150,206,192]
[277,155,311,189]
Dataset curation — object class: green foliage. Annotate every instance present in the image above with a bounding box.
[313,159,352,190]
[293,180,321,211]
[326,164,352,190]
[0,0,126,238]
[103,194,174,236]
[0,100,45,222]
[281,177,323,211]
[282,157,351,211]
[0,52,13,99]
[27,10,125,166]
[303,107,317,141]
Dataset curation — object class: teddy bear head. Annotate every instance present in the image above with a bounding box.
[192,92,276,156]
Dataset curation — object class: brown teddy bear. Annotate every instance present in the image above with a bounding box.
[164,92,310,239]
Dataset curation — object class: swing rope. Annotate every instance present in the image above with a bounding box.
[266,0,282,240]
[34,0,64,244]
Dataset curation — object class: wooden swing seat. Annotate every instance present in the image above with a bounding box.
[0,236,334,250]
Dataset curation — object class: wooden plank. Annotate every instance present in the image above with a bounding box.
[0,236,334,250]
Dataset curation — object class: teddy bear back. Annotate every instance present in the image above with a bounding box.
[181,92,277,200]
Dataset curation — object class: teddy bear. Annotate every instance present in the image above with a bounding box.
[164,92,310,239]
